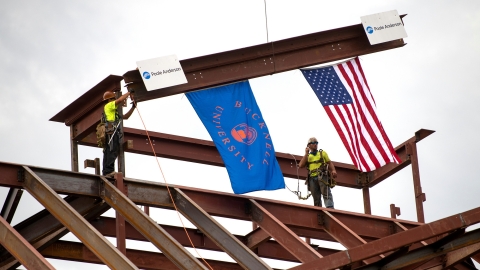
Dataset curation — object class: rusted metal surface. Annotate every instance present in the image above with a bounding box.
[367,129,435,187]
[319,210,383,264]
[21,166,138,269]
[0,216,55,270]
[50,75,123,124]
[122,20,406,102]
[99,177,208,270]
[248,199,322,263]
[362,187,371,215]
[173,188,271,270]
[363,228,480,269]
[70,125,79,172]
[390,204,401,219]
[0,188,22,223]
[42,240,245,270]
[0,162,421,241]
[0,195,109,269]
[92,216,339,262]
[244,226,271,249]
[443,242,480,269]
[408,141,426,223]
[84,158,100,175]
[290,207,480,270]
[77,127,433,189]
[115,173,127,255]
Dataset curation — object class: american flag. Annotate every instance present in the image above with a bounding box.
[301,57,401,172]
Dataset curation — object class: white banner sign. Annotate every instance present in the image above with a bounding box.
[136,55,188,91]
[361,10,407,45]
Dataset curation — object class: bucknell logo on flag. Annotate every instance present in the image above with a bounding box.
[186,81,285,194]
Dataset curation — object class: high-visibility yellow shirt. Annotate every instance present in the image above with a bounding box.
[104,101,117,122]
[308,150,330,176]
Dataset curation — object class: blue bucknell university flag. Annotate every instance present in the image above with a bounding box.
[186,81,285,194]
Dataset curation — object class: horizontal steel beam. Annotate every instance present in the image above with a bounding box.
[42,240,244,270]
[172,188,270,269]
[0,162,422,242]
[20,166,138,269]
[0,216,54,270]
[290,207,480,270]
[91,216,339,262]
[99,176,207,270]
[123,20,406,102]
[77,128,433,189]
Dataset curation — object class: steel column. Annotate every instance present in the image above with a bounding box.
[408,141,426,223]
[0,188,23,223]
[115,173,127,255]
[172,188,271,270]
[248,199,322,263]
[290,207,480,270]
[70,125,79,172]
[20,166,138,269]
[0,216,55,270]
[390,204,401,219]
[99,177,207,270]
[362,187,371,215]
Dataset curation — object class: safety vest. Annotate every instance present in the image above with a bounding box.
[307,150,328,177]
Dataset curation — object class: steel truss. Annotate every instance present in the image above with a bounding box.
[1,17,479,270]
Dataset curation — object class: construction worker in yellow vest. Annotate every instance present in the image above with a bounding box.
[102,90,136,177]
[299,137,337,208]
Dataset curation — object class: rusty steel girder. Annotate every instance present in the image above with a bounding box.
[122,18,406,102]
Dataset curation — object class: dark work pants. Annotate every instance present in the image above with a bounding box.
[308,175,334,208]
[102,132,119,175]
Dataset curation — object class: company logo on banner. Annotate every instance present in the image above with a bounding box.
[361,10,407,45]
[136,55,187,90]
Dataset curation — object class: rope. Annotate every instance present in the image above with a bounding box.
[263,0,276,73]
[130,98,213,270]
[286,153,311,200]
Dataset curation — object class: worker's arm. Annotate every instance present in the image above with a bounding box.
[298,147,310,168]
[123,103,136,120]
[115,92,131,106]
[327,161,337,178]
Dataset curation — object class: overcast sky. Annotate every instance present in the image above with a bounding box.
[1,0,480,269]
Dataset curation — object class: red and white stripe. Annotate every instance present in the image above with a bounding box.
[324,58,401,172]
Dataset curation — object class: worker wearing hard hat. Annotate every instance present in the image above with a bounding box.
[299,137,337,208]
[102,90,136,177]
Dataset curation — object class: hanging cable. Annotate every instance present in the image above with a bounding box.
[130,98,213,270]
[285,153,311,200]
[263,0,276,73]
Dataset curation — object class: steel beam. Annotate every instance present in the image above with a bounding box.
[244,226,271,249]
[99,176,208,270]
[0,188,23,223]
[0,196,109,269]
[42,240,245,270]
[20,166,138,270]
[123,19,406,102]
[248,199,322,263]
[92,216,340,262]
[289,207,480,270]
[0,162,422,242]
[367,129,435,187]
[362,228,480,269]
[319,210,383,264]
[0,215,55,270]
[172,188,271,270]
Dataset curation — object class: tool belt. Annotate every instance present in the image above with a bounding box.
[105,121,118,135]
[306,167,336,188]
